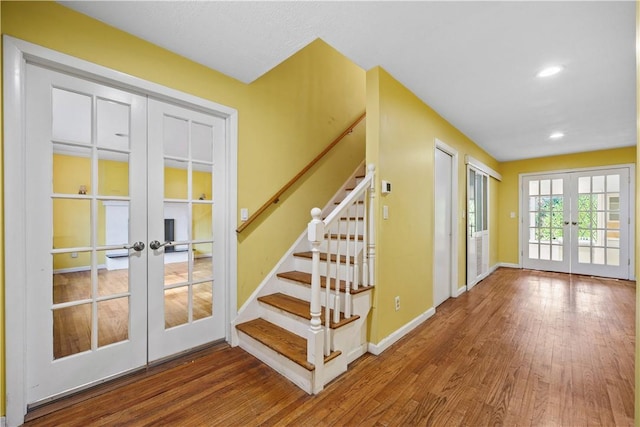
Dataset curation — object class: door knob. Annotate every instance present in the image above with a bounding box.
[572,221,577,226]
[123,241,145,252]
[564,221,569,225]
[150,240,172,250]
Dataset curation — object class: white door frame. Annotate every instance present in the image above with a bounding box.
[434,139,460,300]
[518,164,635,280]
[3,35,238,425]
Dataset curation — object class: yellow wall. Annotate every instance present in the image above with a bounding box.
[498,147,637,265]
[237,39,365,304]
[0,0,4,416]
[366,67,500,343]
[2,2,366,416]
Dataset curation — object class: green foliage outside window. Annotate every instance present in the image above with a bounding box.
[535,195,596,242]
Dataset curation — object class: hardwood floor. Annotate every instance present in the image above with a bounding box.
[27,268,634,426]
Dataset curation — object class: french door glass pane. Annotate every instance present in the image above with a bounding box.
[53,252,92,304]
[165,286,189,328]
[97,98,130,151]
[53,303,92,359]
[191,122,214,162]
[163,115,189,158]
[53,146,92,194]
[98,151,129,196]
[193,281,213,321]
[97,297,129,348]
[52,88,91,143]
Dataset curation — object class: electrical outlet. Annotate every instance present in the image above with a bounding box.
[395,296,400,311]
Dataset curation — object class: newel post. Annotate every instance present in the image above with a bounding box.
[307,208,325,393]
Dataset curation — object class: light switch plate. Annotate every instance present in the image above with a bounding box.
[240,208,249,221]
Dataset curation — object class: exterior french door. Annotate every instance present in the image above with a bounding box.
[24,64,226,405]
[522,167,631,279]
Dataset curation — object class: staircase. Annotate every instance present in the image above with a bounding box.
[232,163,375,394]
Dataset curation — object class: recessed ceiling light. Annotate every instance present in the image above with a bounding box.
[549,132,565,140]
[537,65,564,78]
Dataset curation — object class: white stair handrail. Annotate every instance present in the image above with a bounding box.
[306,164,375,377]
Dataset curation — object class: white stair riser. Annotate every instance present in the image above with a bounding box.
[322,353,347,385]
[275,278,373,317]
[258,301,311,339]
[319,239,365,255]
[294,257,362,283]
[237,332,313,394]
[327,220,365,235]
[331,203,365,218]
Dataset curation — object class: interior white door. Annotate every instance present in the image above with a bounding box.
[522,168,631,279]
[25,64,148,404]
[434,148,452,306]
[147,99,227,361]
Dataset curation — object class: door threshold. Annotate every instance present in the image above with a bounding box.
[25,340,228,423]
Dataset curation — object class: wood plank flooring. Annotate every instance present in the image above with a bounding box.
[26,268,635,426]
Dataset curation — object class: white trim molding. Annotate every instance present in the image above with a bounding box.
[465,155,502,181]
[367,307,436,355]
[435,139,459,299]
[3,35,238,426]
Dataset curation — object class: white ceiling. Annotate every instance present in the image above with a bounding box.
[60,1,636,162]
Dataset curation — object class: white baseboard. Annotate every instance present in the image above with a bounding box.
[1,416,6,427]
[454,286,466,297]
[367,307,436,355]
[497,262,520,269]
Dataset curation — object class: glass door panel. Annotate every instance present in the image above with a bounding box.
[25,64,147,404]
[147,99,225,361]
[522,175,569,272]
[571,169,629,277]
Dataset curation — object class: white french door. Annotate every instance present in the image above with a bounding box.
[24,64,226,405]
[522,167,632,279]
[147,99,226,361]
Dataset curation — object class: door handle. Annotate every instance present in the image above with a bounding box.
[149,240,173,250]
[564,221,569,225]
[123,241,145,252]
[572,221,577,226]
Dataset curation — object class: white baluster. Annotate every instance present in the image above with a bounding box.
[367,164,376,287]
[324,229,332,356]
[307,207,325,388]
[344,208,352,318]
[352,209,360,292]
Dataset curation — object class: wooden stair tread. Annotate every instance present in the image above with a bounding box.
[236,318,340,371]
[258,293,360,329]
[277,271,373,295]
[294,251,355,264]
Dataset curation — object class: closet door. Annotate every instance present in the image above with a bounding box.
[25,64,148,404]
[147,99,227,361]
